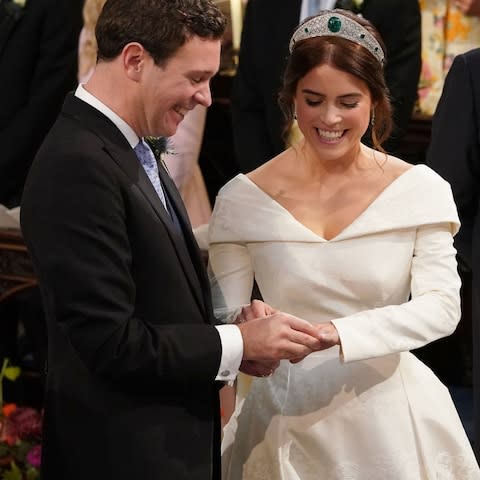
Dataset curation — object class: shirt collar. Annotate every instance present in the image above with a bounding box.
[300,0,336,21]
[75,84,139,148]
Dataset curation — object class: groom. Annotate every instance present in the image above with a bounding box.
[20,1,325,479]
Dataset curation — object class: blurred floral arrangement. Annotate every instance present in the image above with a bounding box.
[0,359,42,480]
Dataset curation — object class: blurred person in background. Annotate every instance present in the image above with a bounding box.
[0,0,83,390]
[426,46,480,461]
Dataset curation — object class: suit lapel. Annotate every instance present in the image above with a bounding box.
[157,163,214,321]
[109,142,208,319]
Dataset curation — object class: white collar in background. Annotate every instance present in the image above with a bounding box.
[300,0,336,21]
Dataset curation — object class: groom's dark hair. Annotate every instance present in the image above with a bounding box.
[95,0,226,66]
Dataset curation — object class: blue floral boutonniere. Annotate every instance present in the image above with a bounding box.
[144,136,173,176]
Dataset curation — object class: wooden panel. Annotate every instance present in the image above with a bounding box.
[0,229,37,303]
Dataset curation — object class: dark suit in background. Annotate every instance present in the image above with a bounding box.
[231,0,422,172]
[426,48,480,460]
[0,0,83,208]
[0,0,83,387]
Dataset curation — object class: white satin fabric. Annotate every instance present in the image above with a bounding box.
[208,164,480,479]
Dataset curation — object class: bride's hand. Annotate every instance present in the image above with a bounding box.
[235,299,278,323]
[316,322,340,347]
[289,322,340,363]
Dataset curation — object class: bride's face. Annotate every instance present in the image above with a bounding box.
[294,63,372,162]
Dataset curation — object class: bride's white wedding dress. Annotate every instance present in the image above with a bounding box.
[208,165,480,480]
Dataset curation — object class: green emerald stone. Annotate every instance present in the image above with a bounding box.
[328,16,341,33]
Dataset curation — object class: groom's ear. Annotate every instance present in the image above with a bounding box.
[123,42,148,81]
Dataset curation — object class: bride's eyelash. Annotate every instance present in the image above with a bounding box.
[342,102,359,108]
[305,99,359,108]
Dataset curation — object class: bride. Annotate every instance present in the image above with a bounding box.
[208,9,480,479]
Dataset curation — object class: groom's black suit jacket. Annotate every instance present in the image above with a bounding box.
[231,0,422,172]
[21,95,223,480]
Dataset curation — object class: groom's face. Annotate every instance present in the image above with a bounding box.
[139,35,221,137]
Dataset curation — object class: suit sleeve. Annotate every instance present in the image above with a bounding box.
[426,52,480,267]
[364,0,422,151]
[0,0,83,204]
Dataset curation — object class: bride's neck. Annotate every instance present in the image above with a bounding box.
[295,141,375,180]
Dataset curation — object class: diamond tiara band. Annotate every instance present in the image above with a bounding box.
[289,11,385,65]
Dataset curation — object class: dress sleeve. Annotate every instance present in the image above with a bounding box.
[208,199,255,323]
[331,223,461,363]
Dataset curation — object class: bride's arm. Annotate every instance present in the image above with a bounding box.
[208,241,255,323]
[330,222,461,363]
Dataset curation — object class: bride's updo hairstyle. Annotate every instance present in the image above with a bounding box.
[279,9,392,152]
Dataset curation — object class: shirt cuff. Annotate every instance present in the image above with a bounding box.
[215,324,243,385]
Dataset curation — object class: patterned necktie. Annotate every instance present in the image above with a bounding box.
[134,139,168,211]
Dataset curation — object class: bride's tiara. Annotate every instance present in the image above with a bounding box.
[289,10,385,65]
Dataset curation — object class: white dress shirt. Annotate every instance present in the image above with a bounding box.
[300,0,336,21]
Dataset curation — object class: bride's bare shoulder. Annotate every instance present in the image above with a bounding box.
[246,148,294,188]
[368,146,413,179]
[385,155,414,178]
[387,151,412,168]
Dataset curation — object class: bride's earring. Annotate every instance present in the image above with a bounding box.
[370,108,376,128]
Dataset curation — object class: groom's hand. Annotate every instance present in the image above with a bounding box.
[237,312,323,361]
